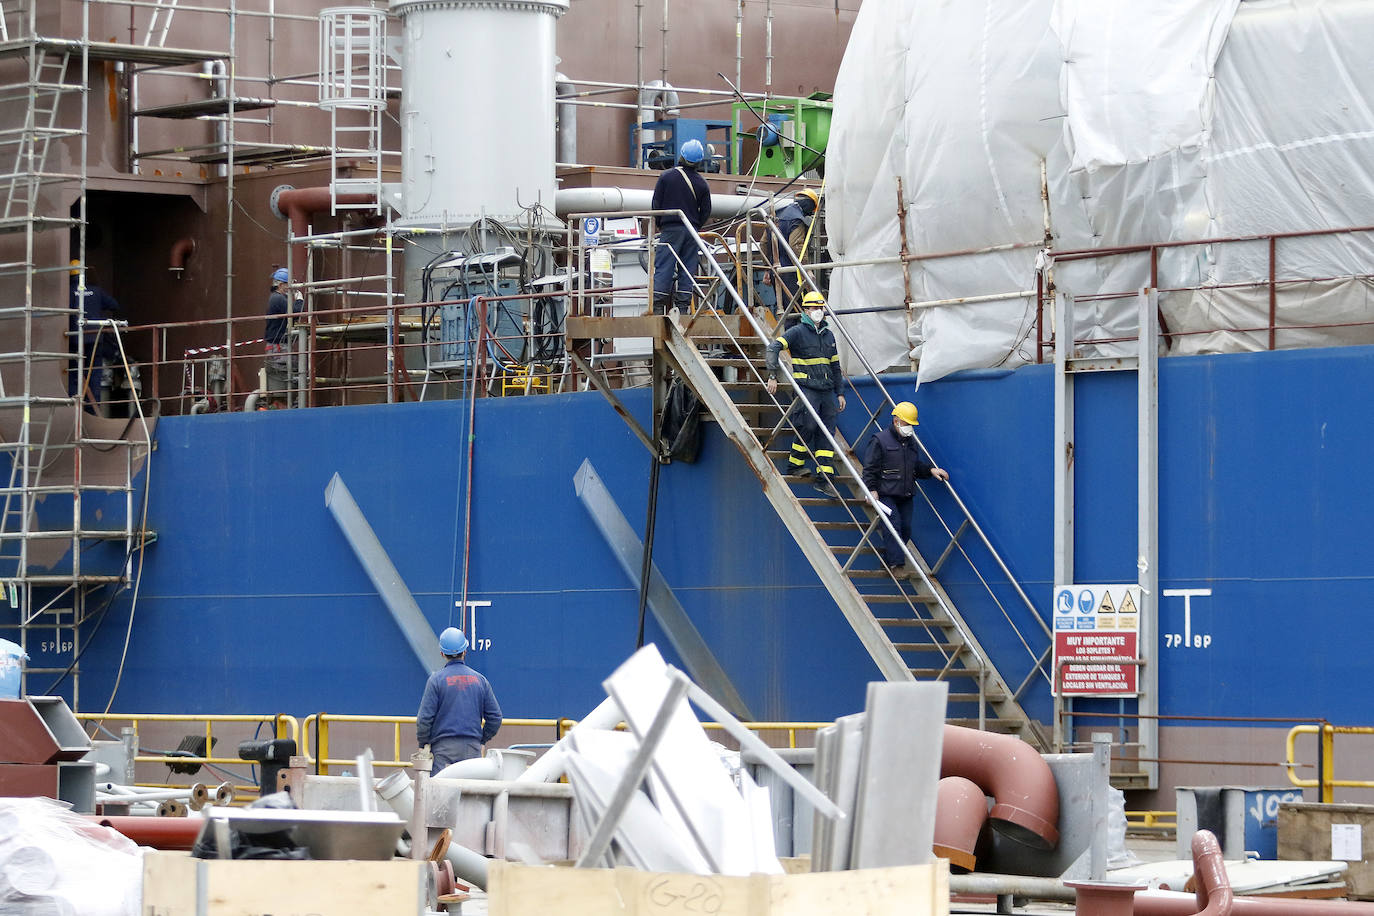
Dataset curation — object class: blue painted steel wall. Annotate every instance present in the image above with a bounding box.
[841,345,1374,725]
[69,345,1374,727]
[73,390,882,721]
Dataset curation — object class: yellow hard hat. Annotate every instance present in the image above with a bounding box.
[893,401,919,425]
[802,290,826,308]
[796,188,820,208]
[69,259,81,277]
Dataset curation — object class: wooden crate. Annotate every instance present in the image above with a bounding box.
[141,852,427,915]
[1278,802,1373,898]
[487,859,950,916]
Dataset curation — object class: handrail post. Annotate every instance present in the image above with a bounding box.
[319,714,330,776]
[1321,722,1334,803]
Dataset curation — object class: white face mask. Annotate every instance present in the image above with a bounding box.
[808,308,825,324]
[895,422,914,437]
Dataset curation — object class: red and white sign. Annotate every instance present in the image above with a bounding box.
[1051,584,1141,697]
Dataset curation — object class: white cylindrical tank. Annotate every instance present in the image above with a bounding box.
[391,0,569,226]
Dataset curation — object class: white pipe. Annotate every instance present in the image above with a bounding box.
[432,756,500,780]
[375,772,489,890]
[555,72,577,165]
[555,187,768,219]
[516,696,623,784]
[637,79,680,163]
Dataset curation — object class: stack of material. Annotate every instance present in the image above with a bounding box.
[811,682,949,871]
[552,645,841,876]
[0,797,144,916]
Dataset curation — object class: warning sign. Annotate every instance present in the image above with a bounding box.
[1052,583,1142,697]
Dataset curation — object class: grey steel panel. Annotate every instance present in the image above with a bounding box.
[573,459,752,720]
[324,472,442,676]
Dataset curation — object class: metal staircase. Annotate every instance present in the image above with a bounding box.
[568,211,1055,746]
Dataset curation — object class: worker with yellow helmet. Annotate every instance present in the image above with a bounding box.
[765,289,845,497]
[771,188,821,313]
[861,401,950,579]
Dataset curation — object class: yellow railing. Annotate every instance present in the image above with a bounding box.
[1285,723,1374,803]
[301,713,828,775]
[1125,810,1176,830]
[75,712,298,796]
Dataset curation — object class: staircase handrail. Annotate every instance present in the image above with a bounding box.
[570,207,990,681]
[755,216,1053,684]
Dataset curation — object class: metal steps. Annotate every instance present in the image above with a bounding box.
[656,317,1049,743]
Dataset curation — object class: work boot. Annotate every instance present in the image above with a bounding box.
[813,476,840,498]
[651,295,672,316]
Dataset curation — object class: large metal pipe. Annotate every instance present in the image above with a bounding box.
[169,237,196,277]
[555,72,577,165]
[554,187,768,219]
[432,756,500,781]
[933,775,987,872]
[941,725,1059,849]
[1190,830,1234,916]
[271,186,377,277]
[90,815,203,850]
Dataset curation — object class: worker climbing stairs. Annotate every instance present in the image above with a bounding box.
[568,216,1054,747]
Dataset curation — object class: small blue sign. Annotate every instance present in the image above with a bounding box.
[1076,617,1095,630]
[1077,589,1095,613]
[1055,615,1074,630]
[1056,589,1074,614]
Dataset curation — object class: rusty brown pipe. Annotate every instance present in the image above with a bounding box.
[274,186,377,273]
[941,724,1060,849]
[1134,828,1374,916]
[88,815,203,850]
[1191,830,1234,916]
[934,774,988,872]
[169,237,196,276]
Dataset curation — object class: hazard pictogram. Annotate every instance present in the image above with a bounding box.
[1119,590,1138,616]
[1097,591,1115,615]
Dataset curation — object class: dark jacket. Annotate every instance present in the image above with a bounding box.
[651,165,711,229]
[416,658,502,746]
[862,423,935,499]
[264,290,302,345]
[765,315,841,394]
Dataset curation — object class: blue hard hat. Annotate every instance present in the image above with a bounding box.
[271,268,289,284]
[679,139,705,165]
[439,627,469,655]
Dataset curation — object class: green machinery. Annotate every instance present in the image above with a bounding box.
[731,93,832,178]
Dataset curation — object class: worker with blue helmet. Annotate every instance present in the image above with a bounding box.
[263,267,302,407]
[416,626,503,772]
[648,138,713,314]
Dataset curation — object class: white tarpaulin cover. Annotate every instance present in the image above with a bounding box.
[828,0,1374,382]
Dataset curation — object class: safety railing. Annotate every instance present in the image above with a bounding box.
[76,712,298,795]
[301,712,827,775]
[756,213,1055,701]
[1285,724,1374,803]
[1124,810,1177,831]
[1040,224,1374,361]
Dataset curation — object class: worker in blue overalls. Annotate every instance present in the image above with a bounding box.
[649,139,713,314]
[765,290,846,497]
[416,627,503,773]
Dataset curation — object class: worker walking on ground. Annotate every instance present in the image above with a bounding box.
[417,627,502,773]
[770,189,820,315]
[649,139,712,314]
[861,402,950,579]
[765,290,846,497]
[263,268,302,408]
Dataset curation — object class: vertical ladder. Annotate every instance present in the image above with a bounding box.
[0,4,144,709]
[318,7,387,216]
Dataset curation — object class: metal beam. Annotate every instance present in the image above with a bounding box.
[324,473,442,676]
[573,459,754,720]
[1136,289,1160,790]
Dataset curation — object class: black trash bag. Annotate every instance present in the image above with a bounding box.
[660,376,702,463]
[191,791,311,861]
